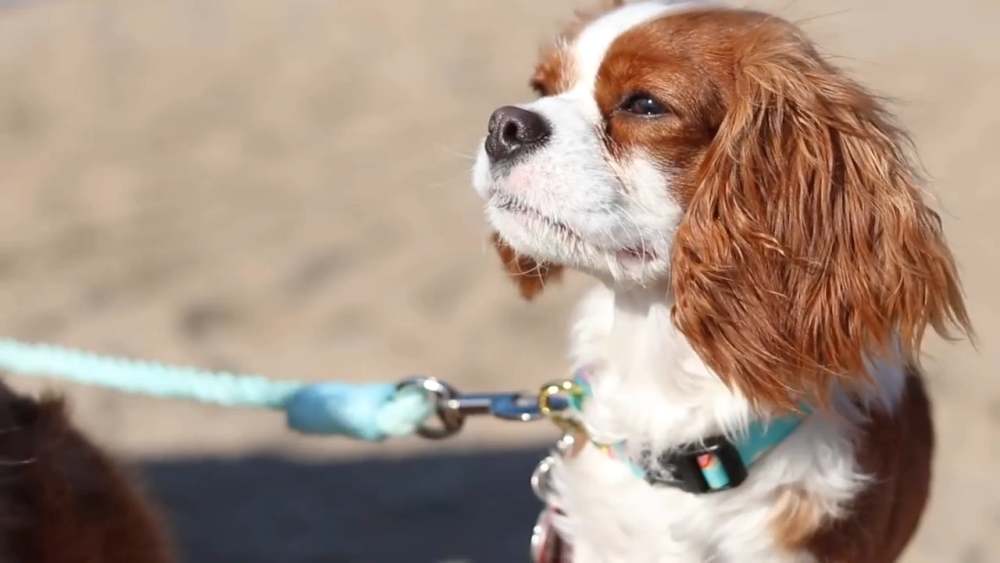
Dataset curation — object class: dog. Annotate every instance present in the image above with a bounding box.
[0,381,173,562]
[472,1,972,561]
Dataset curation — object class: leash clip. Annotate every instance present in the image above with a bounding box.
[446,391,569,422]
[397,377,570,440]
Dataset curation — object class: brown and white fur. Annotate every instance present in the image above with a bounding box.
[474,1,971,561]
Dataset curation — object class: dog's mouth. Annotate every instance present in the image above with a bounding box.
[492,192,580,240]
[490,192,657,262]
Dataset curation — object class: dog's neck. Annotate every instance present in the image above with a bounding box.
[569,281,905,452]
[568,282,751,451]
[604,284,676,382]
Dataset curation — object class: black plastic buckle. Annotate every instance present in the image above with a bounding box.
[646,435,749,494]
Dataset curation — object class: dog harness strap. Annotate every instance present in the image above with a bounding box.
[570,368,810,493]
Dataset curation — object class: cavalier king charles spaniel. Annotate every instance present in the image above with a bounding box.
[474,1,971,561]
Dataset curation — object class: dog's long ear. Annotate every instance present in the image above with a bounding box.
[670,25,972,412]
[492,232,563,300]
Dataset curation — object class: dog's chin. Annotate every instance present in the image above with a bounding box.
[487,205,578,264]
[486,204,670,285]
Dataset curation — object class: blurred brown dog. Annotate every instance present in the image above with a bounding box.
[0,381,172,563]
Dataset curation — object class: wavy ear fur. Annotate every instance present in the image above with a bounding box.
[491,233,563,300]
[671,27,972,412]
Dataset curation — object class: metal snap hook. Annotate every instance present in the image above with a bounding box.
[488,392,569,422]
[396,377,576,440]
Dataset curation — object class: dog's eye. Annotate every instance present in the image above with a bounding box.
[529,80,549,98]
[620,94,668,116]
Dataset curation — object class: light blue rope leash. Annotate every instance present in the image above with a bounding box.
[0,338,435,441]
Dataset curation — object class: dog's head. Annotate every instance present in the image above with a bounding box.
[472,1,970,409]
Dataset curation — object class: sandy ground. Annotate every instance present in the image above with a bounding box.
[0,0,996,561]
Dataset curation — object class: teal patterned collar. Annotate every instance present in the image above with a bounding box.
[568,367,810,494]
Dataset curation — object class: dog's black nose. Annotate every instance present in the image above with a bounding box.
[485,106,551,163]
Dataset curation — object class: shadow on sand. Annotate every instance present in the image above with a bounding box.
[141,448,549,563]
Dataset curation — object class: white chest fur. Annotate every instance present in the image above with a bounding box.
[546,285,894,563]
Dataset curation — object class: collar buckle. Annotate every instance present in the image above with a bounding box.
[646,435,749,494]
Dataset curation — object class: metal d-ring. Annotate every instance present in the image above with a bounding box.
[396,376,465,440]
[537,379,583,434]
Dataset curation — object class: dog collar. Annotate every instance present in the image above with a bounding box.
[567,368,809,494]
